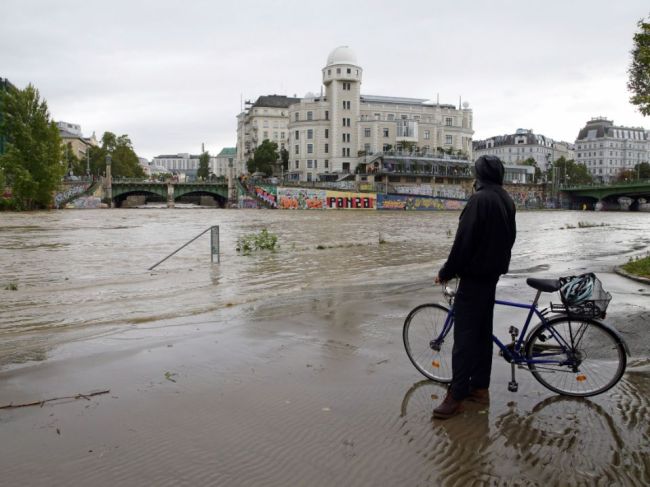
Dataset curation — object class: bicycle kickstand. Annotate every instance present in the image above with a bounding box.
[508,362,519,392]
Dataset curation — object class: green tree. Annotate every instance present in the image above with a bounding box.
[62,142,85,176]
[628,14,650,116]
[103,133,144,178]
[197,151,210,180]
[546,157,593,186]
[280,147,289,171]
[635,161,650,179]
[0,83,65,209]
[248,139,278,176]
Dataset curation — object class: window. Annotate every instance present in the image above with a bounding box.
[263,131,268,138]
[307,173,312,182]
[387,114,394,121]
[328,69,331,75]
[325,110,329,120]
[337,68,341,74]
[281,132,285,139]
[445,117,453,126]
[325,160,329,168]
[364,143,370,153]
[273,132,278,139]
[325,129,329,138]
[307,129,313,139]
[307,160,313,169]
[374,113,381,120]
[295,144,299,154]
[295,160,299,169]
[263,120,269,127]
[295,130,299,140]
[307,144,313,154]
[347,68,351,74]
[295,112,299,121]
[445,135,453,145]
[342,133,346,143]
[364,128,371,137]
[383,128,389,137]
[324,143,329,153]
[424,130,430,140]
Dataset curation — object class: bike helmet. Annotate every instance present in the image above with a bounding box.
[560,274,594,305]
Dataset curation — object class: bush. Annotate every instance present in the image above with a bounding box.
[236,228,278,255]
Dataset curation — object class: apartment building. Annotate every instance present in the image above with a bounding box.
[574,117,649,182]
[473,129,574,171]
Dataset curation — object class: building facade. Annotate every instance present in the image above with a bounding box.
[152,153,216,179]
[237,47,474,182]
[473,129,574,172]
[214,147,237,178]
[574,118,649,183]
[57,121,99,162]
[236,95,300,171]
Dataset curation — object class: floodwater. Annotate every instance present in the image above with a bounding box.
[1,208,650,486]
[1,209,649,366]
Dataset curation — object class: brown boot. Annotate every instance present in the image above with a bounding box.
[467,388,490,405]
[433,392,464,419]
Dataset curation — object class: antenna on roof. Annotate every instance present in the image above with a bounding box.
[436,93,439,106]
[459,96,461,110]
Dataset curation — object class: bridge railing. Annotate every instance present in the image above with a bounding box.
[561,178,650,190]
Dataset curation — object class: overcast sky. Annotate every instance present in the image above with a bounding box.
[2,0,648,160]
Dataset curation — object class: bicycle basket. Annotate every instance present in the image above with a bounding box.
[551,273,612,319]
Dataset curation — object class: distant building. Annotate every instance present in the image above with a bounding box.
[151,152,217,179]
[57,121,99,162]
[237,46,474,182]
[236,95,300,170]
[214,148,237,178]
[473,129,574,171]
[574,117,649,183]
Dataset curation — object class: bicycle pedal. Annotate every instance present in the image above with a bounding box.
[508,381,519,392]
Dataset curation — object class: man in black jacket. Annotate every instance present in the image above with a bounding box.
[433,155,516,419]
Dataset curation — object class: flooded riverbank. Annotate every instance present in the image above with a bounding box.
[1,209,649,485]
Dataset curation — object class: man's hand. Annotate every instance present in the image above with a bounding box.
[435,275,446,285]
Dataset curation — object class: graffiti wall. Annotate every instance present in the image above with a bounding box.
[393,184,433,196]
[506,188,544,209]
[377,194,466,211]
[67,196,103,209]
[254,184,278,208]
[277,187,326,209]
[325,190,376,209]
[54,183,91,208]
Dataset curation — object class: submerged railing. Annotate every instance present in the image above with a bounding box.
[148,225,220,270]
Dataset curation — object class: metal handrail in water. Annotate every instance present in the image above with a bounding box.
[148,225,220,270]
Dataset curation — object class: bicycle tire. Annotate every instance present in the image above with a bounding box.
[525,316,626,397]
[403,303,453,383]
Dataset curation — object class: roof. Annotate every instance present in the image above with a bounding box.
[252,95,301,109]
[217,147,237,157]
[361,94,456,109]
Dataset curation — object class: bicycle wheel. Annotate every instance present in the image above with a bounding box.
[525,316,626,397]
[403,303,453,383]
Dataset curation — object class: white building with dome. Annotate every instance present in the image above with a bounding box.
[237,46,474,182]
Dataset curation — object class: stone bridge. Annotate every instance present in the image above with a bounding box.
[110,180,229,208]
[560,179,650,210]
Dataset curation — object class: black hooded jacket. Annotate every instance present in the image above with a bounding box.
[438,156,517,281]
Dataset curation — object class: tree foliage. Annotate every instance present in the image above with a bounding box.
[197,151,210,180]
[628,15,650,116]
[0,84,65,209]
[247,139,278,176]
[545,157,593,186]
[84,132,144,179]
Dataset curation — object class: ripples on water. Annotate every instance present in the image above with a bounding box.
[1,209,649,366]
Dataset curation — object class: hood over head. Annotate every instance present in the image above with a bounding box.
[474,155,505,185]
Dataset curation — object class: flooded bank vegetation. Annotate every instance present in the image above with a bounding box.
[236,228,278,255]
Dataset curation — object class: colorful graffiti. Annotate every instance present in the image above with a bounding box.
[506,189,544,209]
[254,184,278,208]
[377,194,466,211]
[325,190,375,209]
[277,187,326,209]
[66,196,103,209]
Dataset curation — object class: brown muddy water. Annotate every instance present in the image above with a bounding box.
[1,209,649,485]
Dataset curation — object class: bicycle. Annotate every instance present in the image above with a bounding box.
[403,276,630,397]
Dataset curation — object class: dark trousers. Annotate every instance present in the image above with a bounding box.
[450,275,499,401]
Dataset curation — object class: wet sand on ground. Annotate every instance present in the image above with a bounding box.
[1,274,649,486]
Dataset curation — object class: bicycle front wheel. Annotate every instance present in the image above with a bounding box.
[403,303,453,383]
[525,317,627,397]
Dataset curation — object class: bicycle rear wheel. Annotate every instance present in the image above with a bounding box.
[525,317,626,397]
[403,303,453,383]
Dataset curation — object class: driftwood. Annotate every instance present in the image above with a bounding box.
[0,389,110,410]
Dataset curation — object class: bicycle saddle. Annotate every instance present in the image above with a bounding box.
[526,278,561,293]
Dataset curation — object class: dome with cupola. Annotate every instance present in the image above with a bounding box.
[326,46,359,67]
